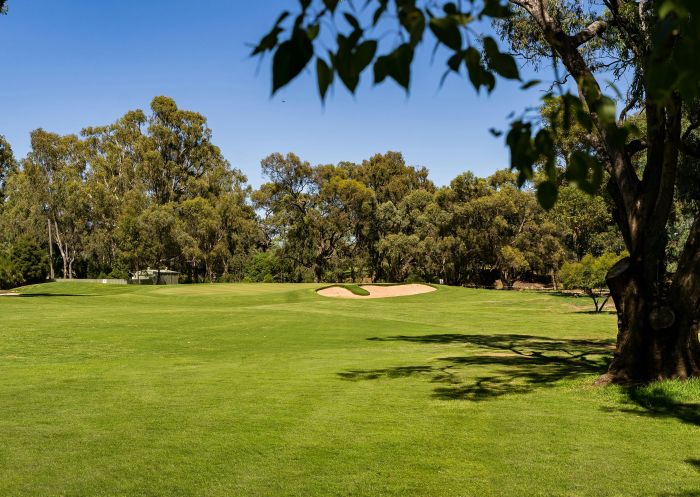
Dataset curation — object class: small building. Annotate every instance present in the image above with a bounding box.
[130,268,180,285]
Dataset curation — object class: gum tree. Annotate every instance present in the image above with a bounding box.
[253,0,700,384]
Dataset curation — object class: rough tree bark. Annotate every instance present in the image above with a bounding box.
[513,0,700,383]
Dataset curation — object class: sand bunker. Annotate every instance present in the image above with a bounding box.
[317,284,436,299]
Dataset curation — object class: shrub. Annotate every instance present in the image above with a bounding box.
[0,250,20,289]
[560,252,623,312]
[244,251,278,282]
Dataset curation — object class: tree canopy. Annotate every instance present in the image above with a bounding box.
[0,96,624,288]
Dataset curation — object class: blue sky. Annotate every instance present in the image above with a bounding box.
[0,0,545,187]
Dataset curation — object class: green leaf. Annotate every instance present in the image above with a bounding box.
[344,13,361,31]
[317,58,333,102]
[373,3,388,26]
[374,57,389,84]
[447,53,462,72]
[566,151,602,194]
[373,44,414,89]
[354,40,378,73]
[443,3,458,15]
[322,0,340,13]
[483,37,519,80]
[251,14,289,56]
[307,24,320,41]
[464,47,482,91]
[481,0,512,18]
[272,31,313,94]
[537,181,558,210]
[429,17,462,50]
[399,7,426,47]
[594,96,617,126]
[335,39,377,93]
[520,79,540,90]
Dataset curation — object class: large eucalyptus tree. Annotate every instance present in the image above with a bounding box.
[253,0,700,384]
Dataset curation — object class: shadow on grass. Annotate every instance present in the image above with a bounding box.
[605,385,700,427]
[342,332,700,427]
[687,459,700,473]
[17,293,91,297]
[340,333,613,401]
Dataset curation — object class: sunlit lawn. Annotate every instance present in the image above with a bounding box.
[0,283,698,497]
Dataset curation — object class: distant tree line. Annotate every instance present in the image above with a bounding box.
[0,96,633,289]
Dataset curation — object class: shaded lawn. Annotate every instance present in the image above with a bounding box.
[0,283,698,497]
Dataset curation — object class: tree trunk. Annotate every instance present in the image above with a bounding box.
[509,0,700,385]
[47,218,55,280]
[597,257,700,384]
[313,263,323,283]
[500,270,514,290]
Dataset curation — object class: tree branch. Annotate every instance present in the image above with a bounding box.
[571,20,608,47]
[625,139,647,157]
[680,140,700,158]
[508,0,641,218]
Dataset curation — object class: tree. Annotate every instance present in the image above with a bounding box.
[22,130,89,279]
[255,0,700,384]
[549,185,624,260]
[10,237,49,285]
[560,252,622,313]
[0,135,16,205]
[255,153,370,282]
[82,110,149,275]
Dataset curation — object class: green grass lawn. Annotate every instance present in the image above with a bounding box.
[1,283,698,497]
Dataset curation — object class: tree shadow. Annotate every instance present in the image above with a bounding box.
[338,365,433,381]
[574,309,617,315]
[687,458,700,473]
[346,332,700,428]
[604,385,700,427]
[16,293,91,297]
[340,333,613,401]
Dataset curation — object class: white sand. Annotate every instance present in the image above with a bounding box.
[317,284,436,299]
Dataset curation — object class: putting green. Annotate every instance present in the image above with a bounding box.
[0,282,698,497]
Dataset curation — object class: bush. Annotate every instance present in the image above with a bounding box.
[560,252,623,312]
[0,239,48,289]
[244,251,278,282]
[0,250,20,289]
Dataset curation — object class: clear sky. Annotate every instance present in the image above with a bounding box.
[0,0,544,187]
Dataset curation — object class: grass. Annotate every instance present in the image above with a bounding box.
[0,282,699,497]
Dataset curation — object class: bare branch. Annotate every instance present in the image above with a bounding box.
[618,95,638,123]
